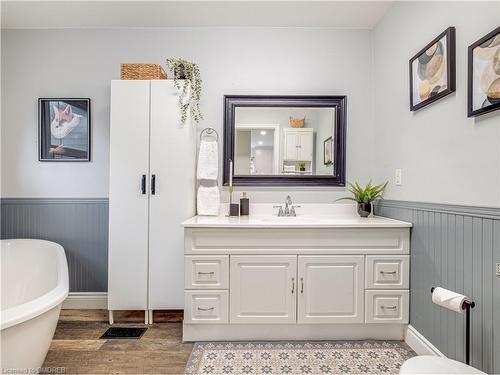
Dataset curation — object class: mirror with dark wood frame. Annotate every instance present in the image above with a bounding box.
[223,95,346,186]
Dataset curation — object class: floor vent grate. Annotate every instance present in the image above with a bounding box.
[100,327,147,339]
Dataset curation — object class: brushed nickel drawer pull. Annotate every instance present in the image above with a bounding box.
[197,307,215,311]
[198,271,215,275]
[380,271,397,275]
[381,305,397,310]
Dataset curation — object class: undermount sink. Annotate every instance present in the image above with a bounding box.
[258,216,317,223]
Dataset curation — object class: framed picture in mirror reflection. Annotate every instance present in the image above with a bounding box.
[324,136,333,166]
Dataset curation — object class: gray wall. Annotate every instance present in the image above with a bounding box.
[1,27,374,203]
[373,1,500,207]
[1,198,108,292]
[376,200,500,374]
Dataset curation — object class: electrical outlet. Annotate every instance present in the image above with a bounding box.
[496,263,500,276]
[395,169,402,186]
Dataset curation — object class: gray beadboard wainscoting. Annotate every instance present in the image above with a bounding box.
[376,200,500,374]
[1,198,109,292]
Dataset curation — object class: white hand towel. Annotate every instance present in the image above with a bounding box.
[197,185,220,216]
[197,140,218,180]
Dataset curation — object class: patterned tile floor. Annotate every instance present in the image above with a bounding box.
[185,341,416,374]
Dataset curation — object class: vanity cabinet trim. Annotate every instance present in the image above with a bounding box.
[185,228,409,254]
[183,322,406,341]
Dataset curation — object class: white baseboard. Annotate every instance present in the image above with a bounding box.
[62,292,108,309]
[404,324,445,357]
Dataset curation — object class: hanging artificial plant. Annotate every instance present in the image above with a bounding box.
[166,58,203,124]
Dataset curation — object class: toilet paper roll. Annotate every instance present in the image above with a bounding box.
[432,287,468,313]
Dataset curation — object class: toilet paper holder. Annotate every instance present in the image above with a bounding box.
[431,287,475,365]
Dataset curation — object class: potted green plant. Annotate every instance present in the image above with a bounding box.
[299,163,306,172]
[166,58,203,124]
[337,181,388,217]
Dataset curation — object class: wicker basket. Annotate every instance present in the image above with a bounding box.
[120,64,167,80]
[289,116,306,128]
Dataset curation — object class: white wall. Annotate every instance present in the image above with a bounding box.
[5,3,496,206]
[1,27,374,201]
[373,1,500,207]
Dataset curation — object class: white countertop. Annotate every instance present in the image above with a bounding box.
[182,215,412,228]
[182,204,412,228]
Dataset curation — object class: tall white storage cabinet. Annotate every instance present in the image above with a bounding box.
[108,80,196,324]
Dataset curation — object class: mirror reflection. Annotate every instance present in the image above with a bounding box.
[234,107,336,176]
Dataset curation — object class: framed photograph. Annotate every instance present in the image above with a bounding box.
[468,26,500,117]
[38,98,91,161]
[409,27,456,111]
[323,136,333,165]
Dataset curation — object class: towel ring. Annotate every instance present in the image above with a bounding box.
[200,127,219,142]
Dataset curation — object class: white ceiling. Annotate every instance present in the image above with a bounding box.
[0,1,392,29]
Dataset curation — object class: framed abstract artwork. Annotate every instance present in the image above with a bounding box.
[409,27,456,111]
[468,26,500,117]
[38,98,91,161]
[323,136,333,165]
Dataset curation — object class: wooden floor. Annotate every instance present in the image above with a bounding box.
[43,310,193,374]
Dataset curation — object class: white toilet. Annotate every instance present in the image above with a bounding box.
[399,356,485,374]
[401,288,486,374]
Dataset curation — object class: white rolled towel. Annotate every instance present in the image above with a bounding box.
[197,185,220,216]
[431,287,468,313]
[197,140,218,180]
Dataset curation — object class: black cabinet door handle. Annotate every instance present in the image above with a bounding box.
[151,174,156,195]
[141,175,146,195]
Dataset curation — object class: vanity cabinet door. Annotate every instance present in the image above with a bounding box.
[298,256,364,324]
[230,255,297,324]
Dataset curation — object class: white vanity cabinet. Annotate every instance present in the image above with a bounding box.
[182,218,411,341]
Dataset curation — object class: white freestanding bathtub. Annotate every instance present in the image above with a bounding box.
[1,239,69,371]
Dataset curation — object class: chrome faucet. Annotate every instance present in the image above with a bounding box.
[274,195,300,217]
[284,195,292,216]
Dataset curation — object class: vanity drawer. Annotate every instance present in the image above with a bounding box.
[365,290,409,324]
[185,255,229,289]
[365,255,409,289]
[184,290,228,324]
